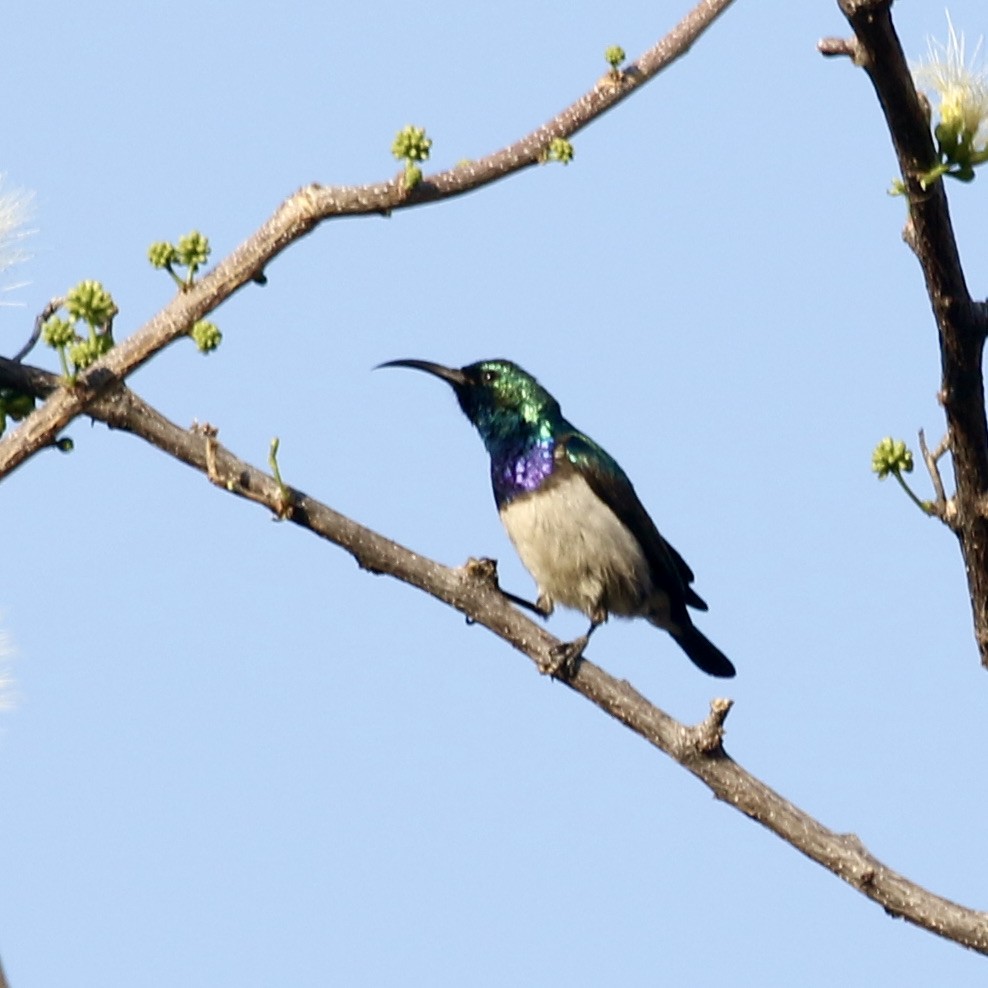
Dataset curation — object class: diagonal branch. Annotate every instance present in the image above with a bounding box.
[0,0,737,482]
[3,350,988,953]
[822,1,988,666]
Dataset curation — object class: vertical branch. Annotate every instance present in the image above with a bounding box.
[832,0,988,665]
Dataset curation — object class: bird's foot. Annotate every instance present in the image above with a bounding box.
[541,634,589,679]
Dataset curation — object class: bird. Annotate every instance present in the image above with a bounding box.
[377,358,735,678]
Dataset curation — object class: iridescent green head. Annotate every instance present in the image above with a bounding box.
[377,358,563,448]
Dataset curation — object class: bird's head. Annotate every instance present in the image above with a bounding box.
[377,358,562,447]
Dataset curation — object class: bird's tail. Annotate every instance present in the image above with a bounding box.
[670,625,736,678]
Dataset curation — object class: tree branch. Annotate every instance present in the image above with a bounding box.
[0,0,736,483]
[3,351,987,953]
[823,1,988,666]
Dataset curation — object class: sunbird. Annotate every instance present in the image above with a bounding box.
[380,358,734,678]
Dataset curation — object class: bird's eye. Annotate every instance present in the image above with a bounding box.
[481,369,499,384]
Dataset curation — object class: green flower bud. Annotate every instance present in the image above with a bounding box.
[177,231,210,268]
[547,137,575,165]
[392,125,432,163]
[66,280,117,329]
[605,45,626,69]
[148,241,178,268]
[190,320,222,353]
[41,316,77,349]
[68,338,97,370]
[68,332,113,370]
[871,437,914,479]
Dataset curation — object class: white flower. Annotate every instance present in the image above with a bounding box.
[913,13,988,151]
[0,176,35,304]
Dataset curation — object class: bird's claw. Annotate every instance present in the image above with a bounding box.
[541,635,589,678]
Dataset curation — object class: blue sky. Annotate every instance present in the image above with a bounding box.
[4,0,988,984]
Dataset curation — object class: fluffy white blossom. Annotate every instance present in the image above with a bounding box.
[913,12,988,166]
[0,177,35,304]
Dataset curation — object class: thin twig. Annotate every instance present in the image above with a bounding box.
[817,36,862,61]
[918,428,951,522]
[11,296,63,363]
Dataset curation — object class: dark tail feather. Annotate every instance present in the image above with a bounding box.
[672,626,736,678]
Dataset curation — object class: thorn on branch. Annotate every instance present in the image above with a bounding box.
[818,36,864,64]
[918,428,954,523]
[687,697,734,754]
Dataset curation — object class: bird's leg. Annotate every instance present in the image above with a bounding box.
[544,615,602,679]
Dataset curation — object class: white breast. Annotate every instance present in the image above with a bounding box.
[499,473,652,620]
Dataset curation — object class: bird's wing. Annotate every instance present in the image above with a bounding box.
[557,431,707,612]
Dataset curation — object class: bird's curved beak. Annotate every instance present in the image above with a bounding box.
[376,359,470,388]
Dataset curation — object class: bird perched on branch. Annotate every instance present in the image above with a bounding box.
[379,358,734,679]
